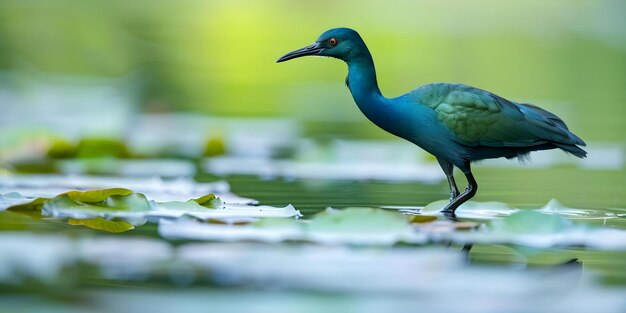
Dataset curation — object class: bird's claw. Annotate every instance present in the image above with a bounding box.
[441,209,457,221]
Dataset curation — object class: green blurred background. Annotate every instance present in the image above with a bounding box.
[1,0,624,138]
[0,0,624,208]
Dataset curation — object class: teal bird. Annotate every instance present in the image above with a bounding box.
[277,28,586,215]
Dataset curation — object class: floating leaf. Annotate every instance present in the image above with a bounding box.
[153,202,298,220]
[0,211,51,231]
[157,200,211,212]
[252,217,302,229]
[63,188,133,203]
[0,192,40,211]
[6,198,48,219]
[193,194,222,208]
[490,211,572,234]
[421,200,450,213]
[43,191,151,215]
[2,179,297,233]
[203,137,226,157]
[160,217,304,243]
[46,138,77,159]
[438,209,626,250]
[0,174,243,203]
[7,188,143,219]
[308,208,409,234]
[75,138,131,159]
[413,220,480,233]
[537,199,617,220]
[104,193,152,211]
[42,192,151,226]
[160,207,425,245]
[68,217,135,233]
[422,200,517,219]
[409,215,437,224]
[157,194,223,214]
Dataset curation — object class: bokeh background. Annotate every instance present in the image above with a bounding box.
[0,0,624,207]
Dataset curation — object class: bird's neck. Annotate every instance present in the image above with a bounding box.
[346,52,398,126]
[346,52,384,105]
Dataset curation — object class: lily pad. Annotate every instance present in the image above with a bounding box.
[0,192,36,211]
[5,197,48,219]
[442,211,626,250]
[194,194,221,207]
[67,217,135,233]
[44,192,151,215]
[0,174,252,204]
[537,199,617,219]
[490,210,573,234]
[62,188,133,203]
[422,200,518,219]
[159,207,426,246]
[409,215,437,223]
[41,190,152,227]
[3,186,299,232]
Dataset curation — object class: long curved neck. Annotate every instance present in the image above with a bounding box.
[347,48,389,122]
[346,51,384,105]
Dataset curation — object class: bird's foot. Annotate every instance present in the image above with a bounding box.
[441,208,457,221]
[441,198,461,217]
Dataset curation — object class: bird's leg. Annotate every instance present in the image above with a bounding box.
[446,175,460,201]
[441,169,478,215]
[437,158,460,202]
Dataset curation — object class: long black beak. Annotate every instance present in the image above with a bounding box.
[276,42,323,63]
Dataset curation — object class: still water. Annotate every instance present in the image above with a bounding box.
[1,166,625,313]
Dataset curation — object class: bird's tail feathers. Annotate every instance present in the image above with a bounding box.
[554,143,587,158]
[519,102,586,147]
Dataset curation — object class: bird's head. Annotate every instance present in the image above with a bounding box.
[276,28,367,63]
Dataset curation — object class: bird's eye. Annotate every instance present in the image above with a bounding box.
[329,38,338,46]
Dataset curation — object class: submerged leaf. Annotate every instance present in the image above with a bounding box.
[68,217,135,233]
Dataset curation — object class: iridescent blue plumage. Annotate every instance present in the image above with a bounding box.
[277,28,586,215]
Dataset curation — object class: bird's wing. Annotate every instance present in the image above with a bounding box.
[412,83,584,147]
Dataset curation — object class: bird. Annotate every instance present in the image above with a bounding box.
[276,28,586,215]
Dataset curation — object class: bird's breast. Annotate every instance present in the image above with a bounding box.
[355,96,464,160]
[354,96,419,140]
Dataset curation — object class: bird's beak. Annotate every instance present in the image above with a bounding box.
[276,42,323,63]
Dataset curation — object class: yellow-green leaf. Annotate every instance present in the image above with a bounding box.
[409,215,437,224]
[6,198,48,219]
[63,188,133,203]
[67,217,134,233]
[193,194,221,208]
